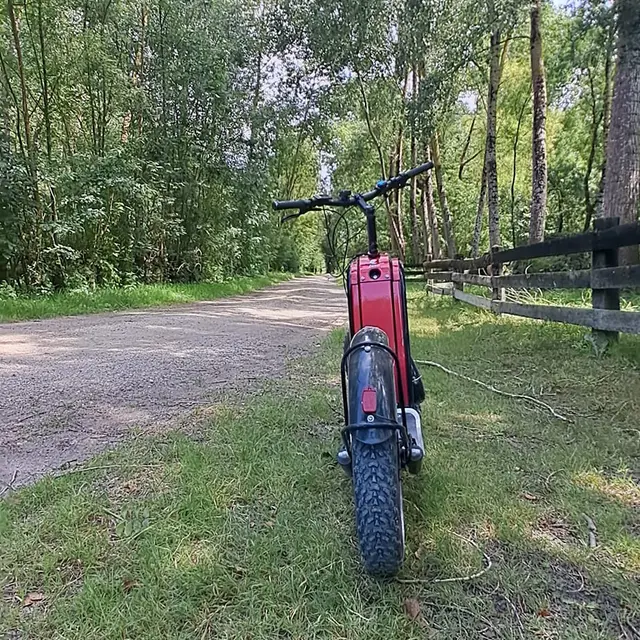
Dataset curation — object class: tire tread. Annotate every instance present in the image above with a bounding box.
[351,437,404,576]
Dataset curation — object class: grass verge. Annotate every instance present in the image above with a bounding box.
[1,290,639,639]
[0,273,292,323]
[459,284,640,311]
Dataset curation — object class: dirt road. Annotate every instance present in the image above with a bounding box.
[0,276,346,487]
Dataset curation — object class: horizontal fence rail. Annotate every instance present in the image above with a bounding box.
[425,266,640,291]
[492,222,640,264]
[425,287,640,334]
[423,221,640,273]
[494,302,640,334]
[422,218,640,339]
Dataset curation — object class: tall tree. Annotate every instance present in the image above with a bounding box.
[473,144,488,257]
[430,131,456,257]
[486,25,502,248]
[421,145,441,260]
[7,0,43,280]
[389,72,409,261]
[602,0,640,264]
[529,0,548,243]
[595,20,615,220]
[409,70,421,263]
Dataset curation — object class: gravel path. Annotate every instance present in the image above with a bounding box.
[0,276,346,487]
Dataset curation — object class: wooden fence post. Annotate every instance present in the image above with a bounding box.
[592,217,620,342]
[423,254,432,294]
[453,254,463,293]
[491,245,504,304]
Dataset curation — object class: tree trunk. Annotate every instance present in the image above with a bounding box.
[458,114,477,179]
[512,93,530,246]
[36,0,52,160]
[583,68,603,232]
[355,69,399,252]
[487,29,501,248]
[8,0,35,180]
[421,145,440,260]
[136,2,148,136]
[82,1,99,153]
[529,0,548,243]
[393,126,406,260]
[389,73,409,261]
[122,1,147,142]
[409,131,420,262]
[387,147,401,256]
[473,144,488,258]
[419,187,431,258]
[595,21,615,220]
[0,47,26,163]
[474,34,510,257]
[430,131,456,257]
[602,0,640,264]
[8,0,43,281]
[409,67,421,264]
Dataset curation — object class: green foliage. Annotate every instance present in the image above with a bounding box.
[0,0,622,288]
[291,0,617,258]
[0,0,321,292]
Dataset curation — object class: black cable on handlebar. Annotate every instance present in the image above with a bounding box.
[321,205,366,288]
[280,210,305,223]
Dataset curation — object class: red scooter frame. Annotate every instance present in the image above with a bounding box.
[346,254,413,406]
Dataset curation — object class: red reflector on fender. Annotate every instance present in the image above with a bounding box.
[361,387,377,413]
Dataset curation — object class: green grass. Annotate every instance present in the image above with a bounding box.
[1,290,639,638]
[0,273,292,323]
[463,283,640,311]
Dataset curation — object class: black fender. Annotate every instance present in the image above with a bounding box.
[345,327,398,446]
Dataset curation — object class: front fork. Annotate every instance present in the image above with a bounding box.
[337,327,424,475]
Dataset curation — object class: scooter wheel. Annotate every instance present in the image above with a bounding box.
[351,437,404,576]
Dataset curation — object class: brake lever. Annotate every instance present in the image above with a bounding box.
[280,195,335,224]
[280,210,307,224]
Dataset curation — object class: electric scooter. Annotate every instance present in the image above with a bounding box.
[273,161,432,576]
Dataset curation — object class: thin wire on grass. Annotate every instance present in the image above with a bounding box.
[582,513,597,549]
[321,393,343,422]
[415,359,569,422]
[396,531,492,585]
[419,600,501,638]
[0,469,19,496]
[434,532,492,584]
[502,591,525,639]
[543,468,563,492]
[565,569,586,594]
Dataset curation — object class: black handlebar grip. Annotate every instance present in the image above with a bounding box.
[272,199,310,211]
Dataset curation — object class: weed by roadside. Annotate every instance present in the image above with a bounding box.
[0,273,292,323]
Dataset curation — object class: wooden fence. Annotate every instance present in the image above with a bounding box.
[420,218,640,339]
